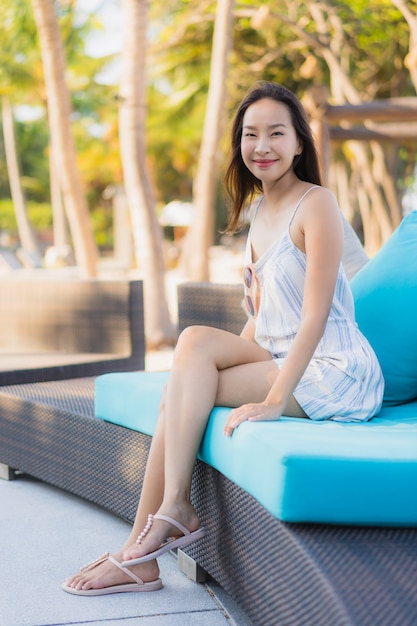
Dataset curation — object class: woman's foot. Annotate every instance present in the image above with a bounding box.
[122,505,204,566]
[63,549,160,594]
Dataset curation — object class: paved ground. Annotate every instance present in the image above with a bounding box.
[0,474,253,626]
[0,245,251,625]
[0,340,253,626]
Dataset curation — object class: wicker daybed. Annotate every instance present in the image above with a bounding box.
[1,271,417,625]
[2,211,417,625]
[2,376,417,626]
[0,278,145,385]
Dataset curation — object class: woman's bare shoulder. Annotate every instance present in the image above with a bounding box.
[293,186,342,250]
[302,186,340,221]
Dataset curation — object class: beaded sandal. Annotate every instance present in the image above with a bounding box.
[61,552,163,596]
[121,513,206,566]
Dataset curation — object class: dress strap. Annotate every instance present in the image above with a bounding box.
[248,195,264,232]
[288,185,320,228]
[246,195,264,264]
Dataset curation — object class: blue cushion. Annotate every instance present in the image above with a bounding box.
[351,211,417,405]
[95,371,169,436]
[95,371,417,526]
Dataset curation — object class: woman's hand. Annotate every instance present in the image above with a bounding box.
[224,401,284,437]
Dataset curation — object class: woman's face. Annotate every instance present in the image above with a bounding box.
[240,98,302,185]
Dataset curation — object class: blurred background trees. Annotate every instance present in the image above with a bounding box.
[32,0,98,276]
[1,0,417,342]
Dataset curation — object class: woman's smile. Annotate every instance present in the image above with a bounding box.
[253,158,278,168]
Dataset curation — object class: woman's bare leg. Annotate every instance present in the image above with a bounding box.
[66,326,281,589]
[123,326,275,562]
[64,391,168,591]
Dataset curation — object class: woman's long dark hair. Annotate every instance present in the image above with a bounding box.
[224,82,322,233]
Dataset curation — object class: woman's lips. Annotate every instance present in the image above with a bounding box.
[253,159,277,168]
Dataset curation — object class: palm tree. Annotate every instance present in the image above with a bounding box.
[31,0,97,277]
[0,0,42,263]
[1,96,42,264]
[119,0,175,347]
[182,0,235,281]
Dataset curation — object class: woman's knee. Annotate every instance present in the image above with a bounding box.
[174,325,217,363]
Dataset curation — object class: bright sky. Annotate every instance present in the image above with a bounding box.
[16,1,123,121]
[77,0,122,55]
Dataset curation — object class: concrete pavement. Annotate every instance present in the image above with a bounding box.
[0,252,252,626]
[0,473,252,625]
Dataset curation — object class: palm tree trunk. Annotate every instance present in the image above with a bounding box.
[182,0,235,281]
[1,96,42,264]
[49,142,70,248]
[119,0,174,347]
[31,0,97,277]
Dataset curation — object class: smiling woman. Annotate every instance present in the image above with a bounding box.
[63,81,384,599]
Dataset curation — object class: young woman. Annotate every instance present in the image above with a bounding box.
[63,81,384,595]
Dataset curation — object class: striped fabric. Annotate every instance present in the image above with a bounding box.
[245,188,384,422]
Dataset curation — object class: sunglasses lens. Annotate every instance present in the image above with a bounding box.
[245,295,255,316]
[244,266,253,289]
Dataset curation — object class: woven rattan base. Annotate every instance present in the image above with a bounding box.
[0,378,416,626]
[186,464,417,626]
[0,378,149,521]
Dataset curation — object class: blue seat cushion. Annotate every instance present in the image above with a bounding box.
[351,210,417,406]
[95,371,417,527]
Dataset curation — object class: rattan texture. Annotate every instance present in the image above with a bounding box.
[0,378,150,522]
[1,376,416,626]
[0,279,145,385]
[185,463,417,626]
[177,282,247,335]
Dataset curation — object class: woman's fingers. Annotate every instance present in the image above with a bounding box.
[224,403,281,436]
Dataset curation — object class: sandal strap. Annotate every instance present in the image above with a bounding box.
[136,513,154,545]
[80,552,110,573]
[80,552,144,585]
[135,512,191,547]
[108,555,144,585]
[154,514,191,537]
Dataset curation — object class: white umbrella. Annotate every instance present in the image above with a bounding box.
[159,201,195,227]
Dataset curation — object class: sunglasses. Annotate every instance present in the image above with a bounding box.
[243,264,260,317]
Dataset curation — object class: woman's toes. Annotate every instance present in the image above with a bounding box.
[68,576,84,590]
[65,575,78,587]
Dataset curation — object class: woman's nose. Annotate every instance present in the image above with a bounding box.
[255,137,270,154]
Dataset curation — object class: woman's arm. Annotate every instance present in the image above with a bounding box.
[224,188,343,434]
[240,317,256,342]
[265,189,343,407]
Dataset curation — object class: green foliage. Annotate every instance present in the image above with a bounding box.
[0,197,113,251]
[0,198,17,231]
[15,117,50,200]
[1,0,417,240]
[0,198,52,232]
[0,0,39,96]
[146,0,215,203]
[90,203,113,249]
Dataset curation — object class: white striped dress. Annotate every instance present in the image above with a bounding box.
[245,188,384,422]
